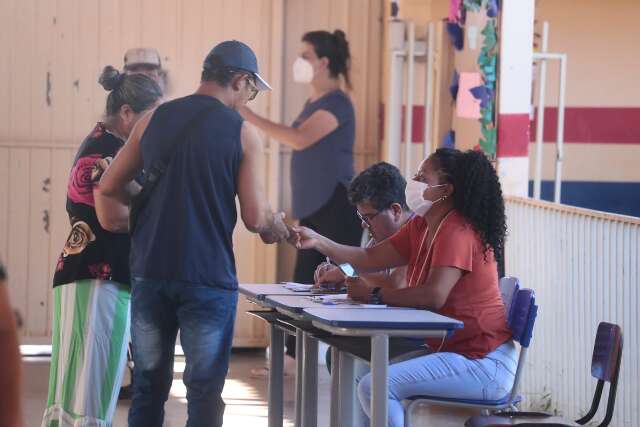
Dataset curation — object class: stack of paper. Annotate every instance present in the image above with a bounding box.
[281,282,314,292]
[309,294,388,308]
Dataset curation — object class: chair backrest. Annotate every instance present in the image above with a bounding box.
[591,322,623,382]
[499,276,519,322]
[506,287,538,404]
[509,288,538,348]
[575,322,623,427]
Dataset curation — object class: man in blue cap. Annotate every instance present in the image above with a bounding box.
[97,40,289,426]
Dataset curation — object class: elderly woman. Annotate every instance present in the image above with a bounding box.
[42,67,162,427]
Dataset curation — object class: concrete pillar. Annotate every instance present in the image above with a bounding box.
[497,0,535,196]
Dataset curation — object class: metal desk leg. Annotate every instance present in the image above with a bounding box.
[330,347,341,427]
[338,351,355,427]
[353,359,369,427]
[302,332,318,427]
[268,324,285,427]
[370,334,389,427]
[295,329,304,427]
[337,353,368,427]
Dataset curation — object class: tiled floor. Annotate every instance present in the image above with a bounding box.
[23,349,331,427]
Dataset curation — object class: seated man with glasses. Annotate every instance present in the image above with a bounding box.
[314,162,426,374]
[314,161,413,288]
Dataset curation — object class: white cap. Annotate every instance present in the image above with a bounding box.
[124,48,162,69]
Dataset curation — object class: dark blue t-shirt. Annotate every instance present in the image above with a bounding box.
[130,95,243,290]
[291,90,355,219]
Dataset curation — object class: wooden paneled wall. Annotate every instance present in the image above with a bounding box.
[0,0,384,344]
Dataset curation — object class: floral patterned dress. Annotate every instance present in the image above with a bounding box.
[53,123,132,287]
[43,123,132,427]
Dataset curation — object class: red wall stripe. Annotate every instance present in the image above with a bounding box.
[379,105,640,145]
[379,104,426,143]
[531,107,640,144]
[497,113,530,157]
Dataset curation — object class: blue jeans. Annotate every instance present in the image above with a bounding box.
[128,278,238,427]
[357,341,518,427]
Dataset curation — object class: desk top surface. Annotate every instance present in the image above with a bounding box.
[304,307,463,330]
[264,294,410,313]
[238,283,313,300]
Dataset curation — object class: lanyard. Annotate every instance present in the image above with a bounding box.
[408,210,454,287]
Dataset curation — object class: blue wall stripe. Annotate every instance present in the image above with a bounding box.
[528,181,640,218]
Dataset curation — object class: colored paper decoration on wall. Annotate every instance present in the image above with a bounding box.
[449,0,462,23]
[457,72,483,119]
[487,0,499,18]
[470,85,493,109]
[445,0,500,156]
[476,1,499,156]
[467,25,479,49]
[463,0,483,12]
[443,130,456,148]
[446,22,465,50]
[450,70,460,100]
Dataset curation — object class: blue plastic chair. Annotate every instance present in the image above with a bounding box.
[404,277,538,426]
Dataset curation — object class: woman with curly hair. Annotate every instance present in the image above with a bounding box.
[42,66,162,427]
[293,148,515,427]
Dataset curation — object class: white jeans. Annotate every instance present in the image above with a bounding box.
[356,341,518,427]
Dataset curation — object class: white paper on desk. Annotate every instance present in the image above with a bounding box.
[282,282,314,291]
[311,294,349,302]
[309,294,388,308]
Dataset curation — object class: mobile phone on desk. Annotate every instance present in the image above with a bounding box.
[338,263,356,278]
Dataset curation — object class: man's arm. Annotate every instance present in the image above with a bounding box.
[96,110,153,232]
[237,121,289,243]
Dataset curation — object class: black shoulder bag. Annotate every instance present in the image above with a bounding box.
[129,104,218,234]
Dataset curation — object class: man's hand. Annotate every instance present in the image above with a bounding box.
[314,263,346,286]
[346,277,372,303]
[259,212,290,244]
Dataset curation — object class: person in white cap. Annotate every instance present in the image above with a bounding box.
[124,47,164,87]
[97,40,289,426]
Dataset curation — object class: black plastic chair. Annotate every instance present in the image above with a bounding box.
[465,322,623,427]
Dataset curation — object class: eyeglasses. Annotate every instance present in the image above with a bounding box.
[357,210,381,227]
[245,76,259,101]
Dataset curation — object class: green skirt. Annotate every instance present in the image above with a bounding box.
[42,279,131,427]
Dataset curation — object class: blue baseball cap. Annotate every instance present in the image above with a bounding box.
[203,40,271,91]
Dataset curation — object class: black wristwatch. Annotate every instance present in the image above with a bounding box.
[369,287,383,305]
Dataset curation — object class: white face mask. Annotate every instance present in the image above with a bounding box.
[292,57,314,83]
[405,179,446,217]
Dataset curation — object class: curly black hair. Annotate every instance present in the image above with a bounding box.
[348,162,409,211]
[431,148,507,264]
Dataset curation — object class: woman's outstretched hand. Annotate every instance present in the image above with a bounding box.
[290,226,320,250]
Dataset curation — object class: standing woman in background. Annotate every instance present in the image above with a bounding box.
[240,30,362,359]
[41,67,162,427]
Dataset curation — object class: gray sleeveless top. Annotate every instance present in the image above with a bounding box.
[290,90,355,219]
